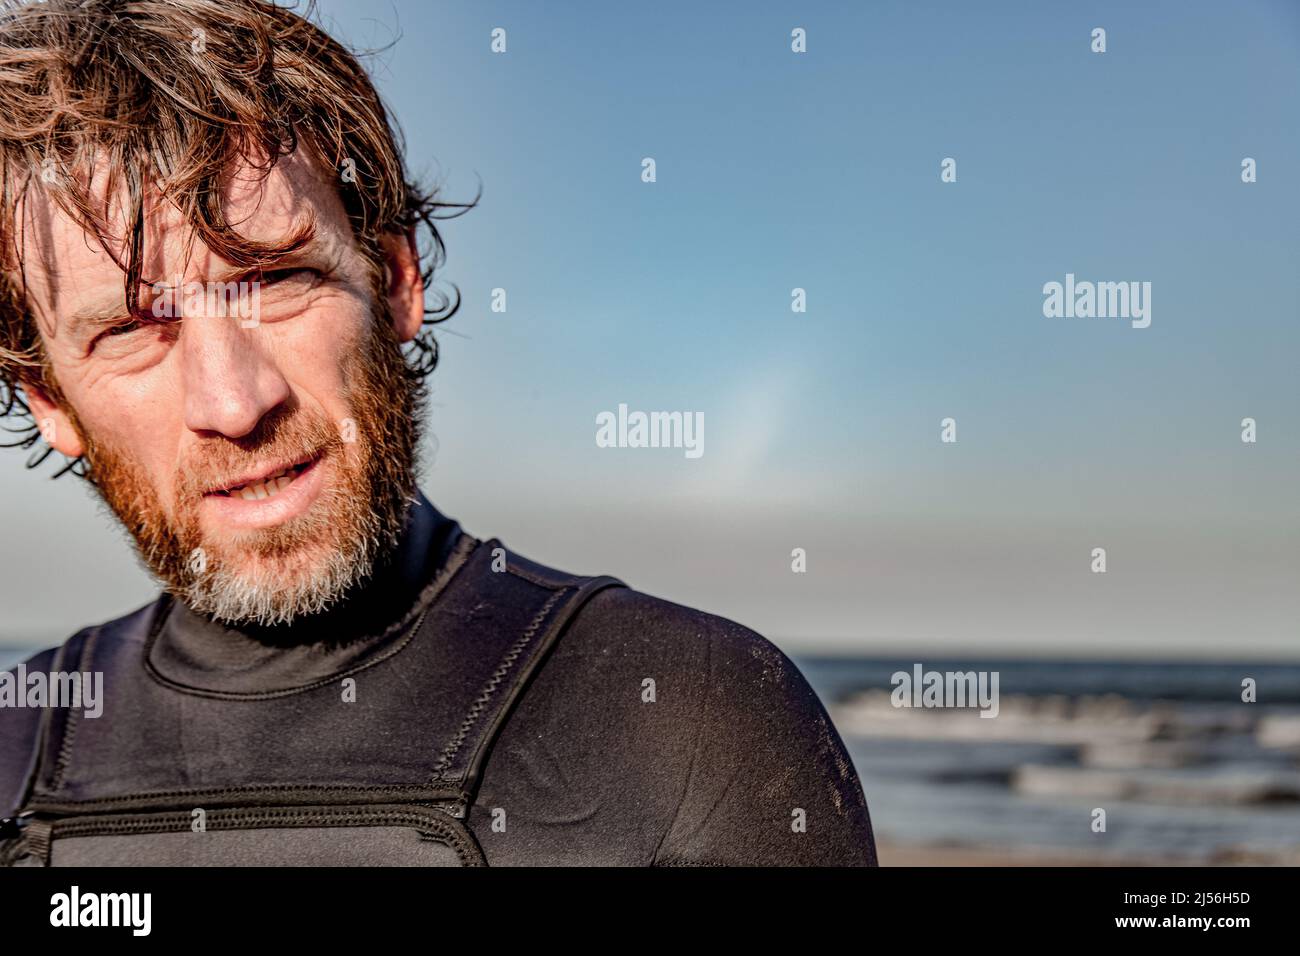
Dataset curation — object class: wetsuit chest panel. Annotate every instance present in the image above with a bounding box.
[5,541,625,868]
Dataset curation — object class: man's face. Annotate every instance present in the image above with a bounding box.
[18,148,427,626]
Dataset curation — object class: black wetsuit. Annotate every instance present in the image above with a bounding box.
[0,493,877,866]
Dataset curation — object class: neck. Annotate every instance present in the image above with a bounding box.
[195,489,455,647]
[148,491,469,693]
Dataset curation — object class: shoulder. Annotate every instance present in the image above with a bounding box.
[482,540,831,741]
[568,584,820,714]
[0,600,163,817]
[487,537,814,714]
[564,586,857,796]
[547,579,876,865]
[482,539,795,693]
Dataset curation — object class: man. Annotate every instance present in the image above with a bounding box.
[0,0,876,866]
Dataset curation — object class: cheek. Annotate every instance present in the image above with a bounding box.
[271,299,372,414]
[70,370,184,489]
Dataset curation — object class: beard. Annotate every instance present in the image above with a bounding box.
[70,308,422,628]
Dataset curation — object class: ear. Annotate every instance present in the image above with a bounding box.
[379,227,424,343]
[23,380,85,459]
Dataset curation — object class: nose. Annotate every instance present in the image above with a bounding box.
[180,311,291,439]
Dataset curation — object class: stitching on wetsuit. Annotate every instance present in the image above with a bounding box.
[503,561,575,589]
[39,782,449,798]
[26,782,463,808]
[25,637,72,803]
[431,587,567,776]
[653,857,728,867]
[49,627,99,793]
[51,808,485,865]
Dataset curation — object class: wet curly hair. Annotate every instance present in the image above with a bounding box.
[0,0,477,477]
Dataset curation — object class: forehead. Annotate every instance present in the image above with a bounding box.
[15,146,350,337]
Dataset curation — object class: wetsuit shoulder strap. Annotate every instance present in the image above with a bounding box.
[4,626,95,818]
[423,538,626,803]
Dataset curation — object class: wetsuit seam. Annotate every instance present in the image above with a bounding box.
[653,857,727,867]
[23,637,74,806]
[48,807,484,865]
[27,783,462,805]
[431,587,568,777]
[49,627,99,793]
[503,562,573,589]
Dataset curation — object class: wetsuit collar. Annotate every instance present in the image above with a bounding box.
[144,489,467,694]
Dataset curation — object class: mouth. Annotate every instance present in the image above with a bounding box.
[199,451,329,532]
[205,454,319,500]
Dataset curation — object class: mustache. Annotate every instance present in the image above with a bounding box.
[171,407,345,500]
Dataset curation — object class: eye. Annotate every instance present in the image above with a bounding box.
[257,267,320,286]
[106,317,144,336]
[91,311,177,352]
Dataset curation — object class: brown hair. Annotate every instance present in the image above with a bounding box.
[0,0,476,476]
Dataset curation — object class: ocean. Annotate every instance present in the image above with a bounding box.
[795,656,1300,864]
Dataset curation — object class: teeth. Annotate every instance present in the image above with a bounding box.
[229,466,296,500]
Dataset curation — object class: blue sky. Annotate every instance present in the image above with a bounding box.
[2,0,1297,657]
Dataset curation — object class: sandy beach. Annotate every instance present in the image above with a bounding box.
[876,841,1300,867]
[877,841,1168,866]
